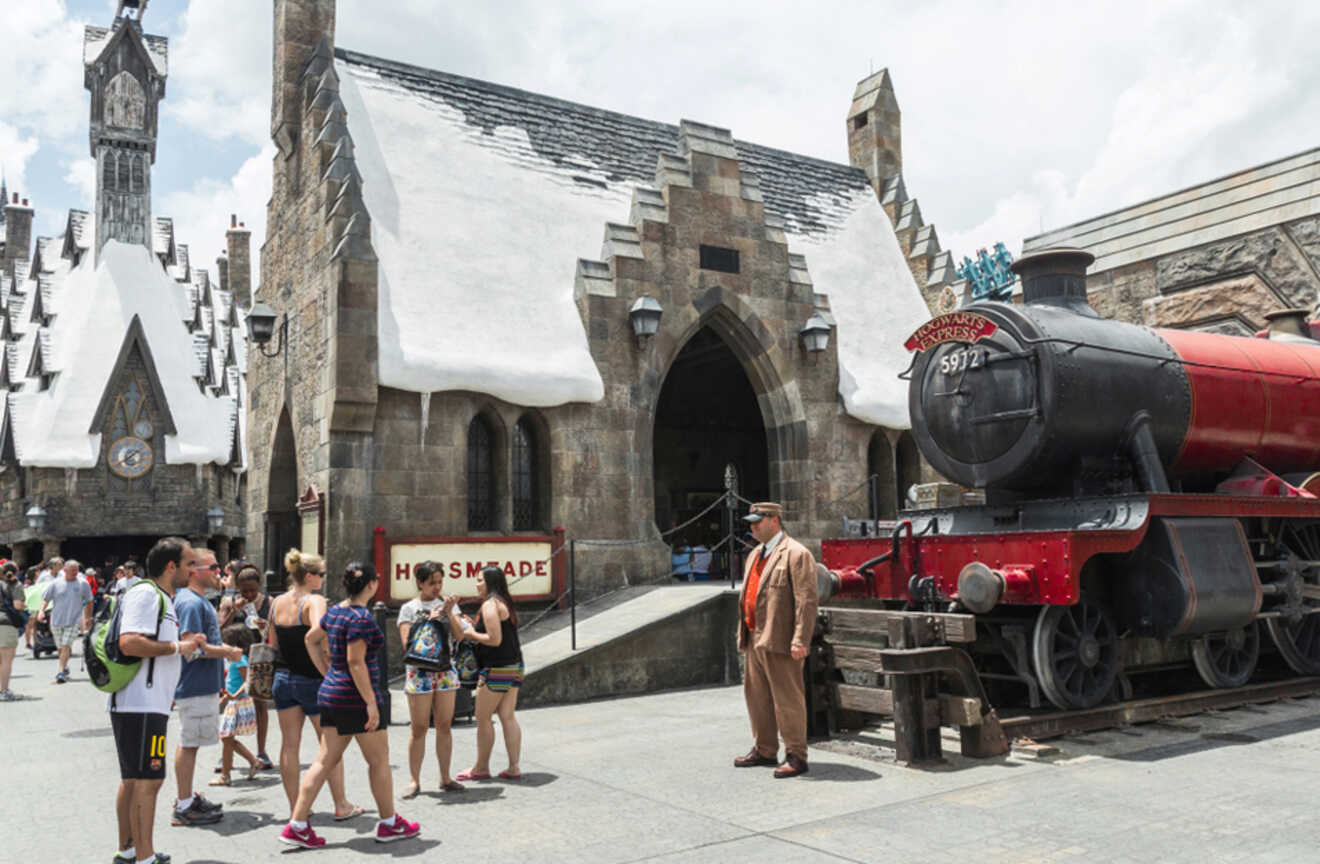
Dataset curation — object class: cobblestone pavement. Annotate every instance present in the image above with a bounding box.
[6,643,1320,863]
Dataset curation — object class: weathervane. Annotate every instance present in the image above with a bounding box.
[115,0,149,22]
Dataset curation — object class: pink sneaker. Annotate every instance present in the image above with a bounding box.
[375,814,420,843]
[279,822,326,848]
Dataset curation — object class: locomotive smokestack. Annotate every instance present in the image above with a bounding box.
[1263,308,1312,341]
[1011,248,1096,314]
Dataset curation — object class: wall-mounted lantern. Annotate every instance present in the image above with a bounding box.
[246,301,288,357]
[629,295,663,345]
[800,313,831,354]
[206,506,225,536]
[25,504,46,536]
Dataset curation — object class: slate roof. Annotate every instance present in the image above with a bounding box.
[335,49,872,239]
[1025,146,1320,274]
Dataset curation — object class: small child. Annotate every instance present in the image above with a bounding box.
[212,624,259,786]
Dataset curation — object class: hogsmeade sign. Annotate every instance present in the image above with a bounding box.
[904,312,998,352]
[374,529,566,604]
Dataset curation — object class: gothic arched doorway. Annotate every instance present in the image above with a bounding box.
[653,327,769,563]
[264,408,299,581]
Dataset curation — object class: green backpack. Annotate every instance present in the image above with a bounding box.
[85,581,169,695]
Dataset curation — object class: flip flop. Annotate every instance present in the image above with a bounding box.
[208,775,232,787]
[498,770,523,781]
[332,805,365,821]
[455,770,491,782]
[400,783,421,800]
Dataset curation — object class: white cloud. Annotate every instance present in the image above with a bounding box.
[0,125,41,197]
[62,157,96,205]
[164,0,272,146]
[159,143,273,289]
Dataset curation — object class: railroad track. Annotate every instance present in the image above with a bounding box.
[997,675,1320,742]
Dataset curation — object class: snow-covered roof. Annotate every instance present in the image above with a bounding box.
[7,241,238,467]
[336,49,927,424]
[84,24,168,76]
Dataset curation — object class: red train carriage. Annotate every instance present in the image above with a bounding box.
[820,249,1320,711]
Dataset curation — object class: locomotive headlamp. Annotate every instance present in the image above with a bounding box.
[629,295,663,344]
[800,314,831,354]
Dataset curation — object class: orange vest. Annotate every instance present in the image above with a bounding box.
[743,550,768,632]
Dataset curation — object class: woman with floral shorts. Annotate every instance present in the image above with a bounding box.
[398,561,464,797]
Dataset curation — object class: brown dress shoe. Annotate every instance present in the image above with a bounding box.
[733,749,779,768]
[773,754,808,778]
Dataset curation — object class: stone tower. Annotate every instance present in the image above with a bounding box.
[83,4,168,258]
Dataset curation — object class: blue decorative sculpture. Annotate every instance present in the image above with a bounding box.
[956,242,1016,303]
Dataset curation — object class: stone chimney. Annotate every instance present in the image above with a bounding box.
[226,214,252,309]
[272,0,336,158]
[4,194,33,275]
[215,251,230,294]
[847,69,902,200]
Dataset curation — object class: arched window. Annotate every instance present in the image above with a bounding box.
[896,431,921,510]
[867,431,896,520]
[117,154,130,192]
[104,71,146,129]
[131,154,145,192]
[467,414,495,531]
[512,417,538,530]
[103,152,117,191]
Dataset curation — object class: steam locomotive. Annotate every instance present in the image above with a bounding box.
[821,248,1320,710]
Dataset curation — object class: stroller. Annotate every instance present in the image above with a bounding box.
[31,615,56,659]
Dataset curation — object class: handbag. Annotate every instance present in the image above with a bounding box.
[453,639,479,689]
[220,695,258,737]
[0,586,28,629]
[248,643,277,701]
[404,619,451,671]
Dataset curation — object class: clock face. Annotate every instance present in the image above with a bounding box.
[108,436,154,479]
[133,419,154,439]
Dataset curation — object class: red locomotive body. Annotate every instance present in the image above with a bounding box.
[821,249,1320,711]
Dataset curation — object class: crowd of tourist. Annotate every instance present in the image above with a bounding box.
[0,539,525,863]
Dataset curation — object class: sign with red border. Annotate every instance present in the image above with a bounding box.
[904,312,998,352]
[372,527,566,606]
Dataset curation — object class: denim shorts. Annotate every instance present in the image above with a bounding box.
[272,669,322,716]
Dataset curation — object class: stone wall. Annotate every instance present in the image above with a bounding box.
[1087,215,1320,333]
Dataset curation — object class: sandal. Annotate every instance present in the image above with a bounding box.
[440,780,466,792]
[247,761,260,782]
[208,774,232,787]
[400,783,421,800]
[498,770,523,781]
[455,770,491,782]
[332,805,365,821]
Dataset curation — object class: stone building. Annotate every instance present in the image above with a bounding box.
[250,0,942,598]
[1023,147,1320,333]
[0,5,248,566]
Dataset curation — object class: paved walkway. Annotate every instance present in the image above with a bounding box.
[6,642,1320,862]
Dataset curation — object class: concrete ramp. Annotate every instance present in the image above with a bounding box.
[520,583,739,707]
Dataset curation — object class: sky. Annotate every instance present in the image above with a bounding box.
[5,0,1319,287]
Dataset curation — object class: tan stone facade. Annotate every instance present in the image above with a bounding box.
[249,1,937,596]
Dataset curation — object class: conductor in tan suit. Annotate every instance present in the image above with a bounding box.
[734,502,818,778]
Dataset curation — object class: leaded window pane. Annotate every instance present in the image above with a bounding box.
[467,416,494,531]
[513,419,537,530]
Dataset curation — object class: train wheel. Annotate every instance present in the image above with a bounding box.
[1266,523,1320,675]
[1191,623,1259,689]
[1266,615,1320,675]
[1031,602,1120,710]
